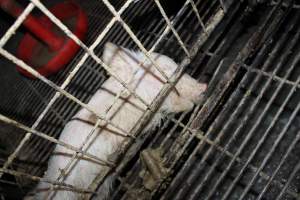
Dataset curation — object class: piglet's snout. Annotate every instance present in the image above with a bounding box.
[191,83,207,104]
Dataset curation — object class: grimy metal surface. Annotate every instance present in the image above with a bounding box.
[162,2,300,200]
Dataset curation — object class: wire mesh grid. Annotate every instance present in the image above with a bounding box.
[0,0,224,199]
[152,1,300,200]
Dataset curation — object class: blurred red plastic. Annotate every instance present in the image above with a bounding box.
[0,1,88,78]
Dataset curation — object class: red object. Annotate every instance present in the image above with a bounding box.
[0,0,88,78]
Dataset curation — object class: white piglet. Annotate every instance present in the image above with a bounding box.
[27,43,207,199]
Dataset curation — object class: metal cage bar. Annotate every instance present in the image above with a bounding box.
[276,160,300,200]
[206,16,299,200]
[189,15,292,200]
[0,3,35,47]
[230,44,300,200]
[108,0,219,196]
[0,168,96,195]
[256,131,300,200]
[5,0,139,180]
[0,0,217,198]
[0,48,133,137]
[160,2,300,199]
[0,114,113,167]
[0,0,150,181]
[153,0,190,57]
[86,5,225,199]
[44,3,197,195]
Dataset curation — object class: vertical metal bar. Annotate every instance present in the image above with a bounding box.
[276,161,300,200]
[203,16,298,200]
[178,3,289,199]
[214,13,300,200]
[153,0,191,57]
[257,130,300,200]
[227,56,300,200]
[162,7,246,199]
[219,0,227,12]
[188,0,208,34]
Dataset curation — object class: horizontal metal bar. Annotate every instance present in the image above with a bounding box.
[241,64,300,89]
[270,0,300,9]
[0,168,96,195]
[0,114,113,167]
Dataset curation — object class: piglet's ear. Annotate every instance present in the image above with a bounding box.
[102,42,134,80]
[102,42,120,66]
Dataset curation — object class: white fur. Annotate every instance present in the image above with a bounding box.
[26,43,207,200]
